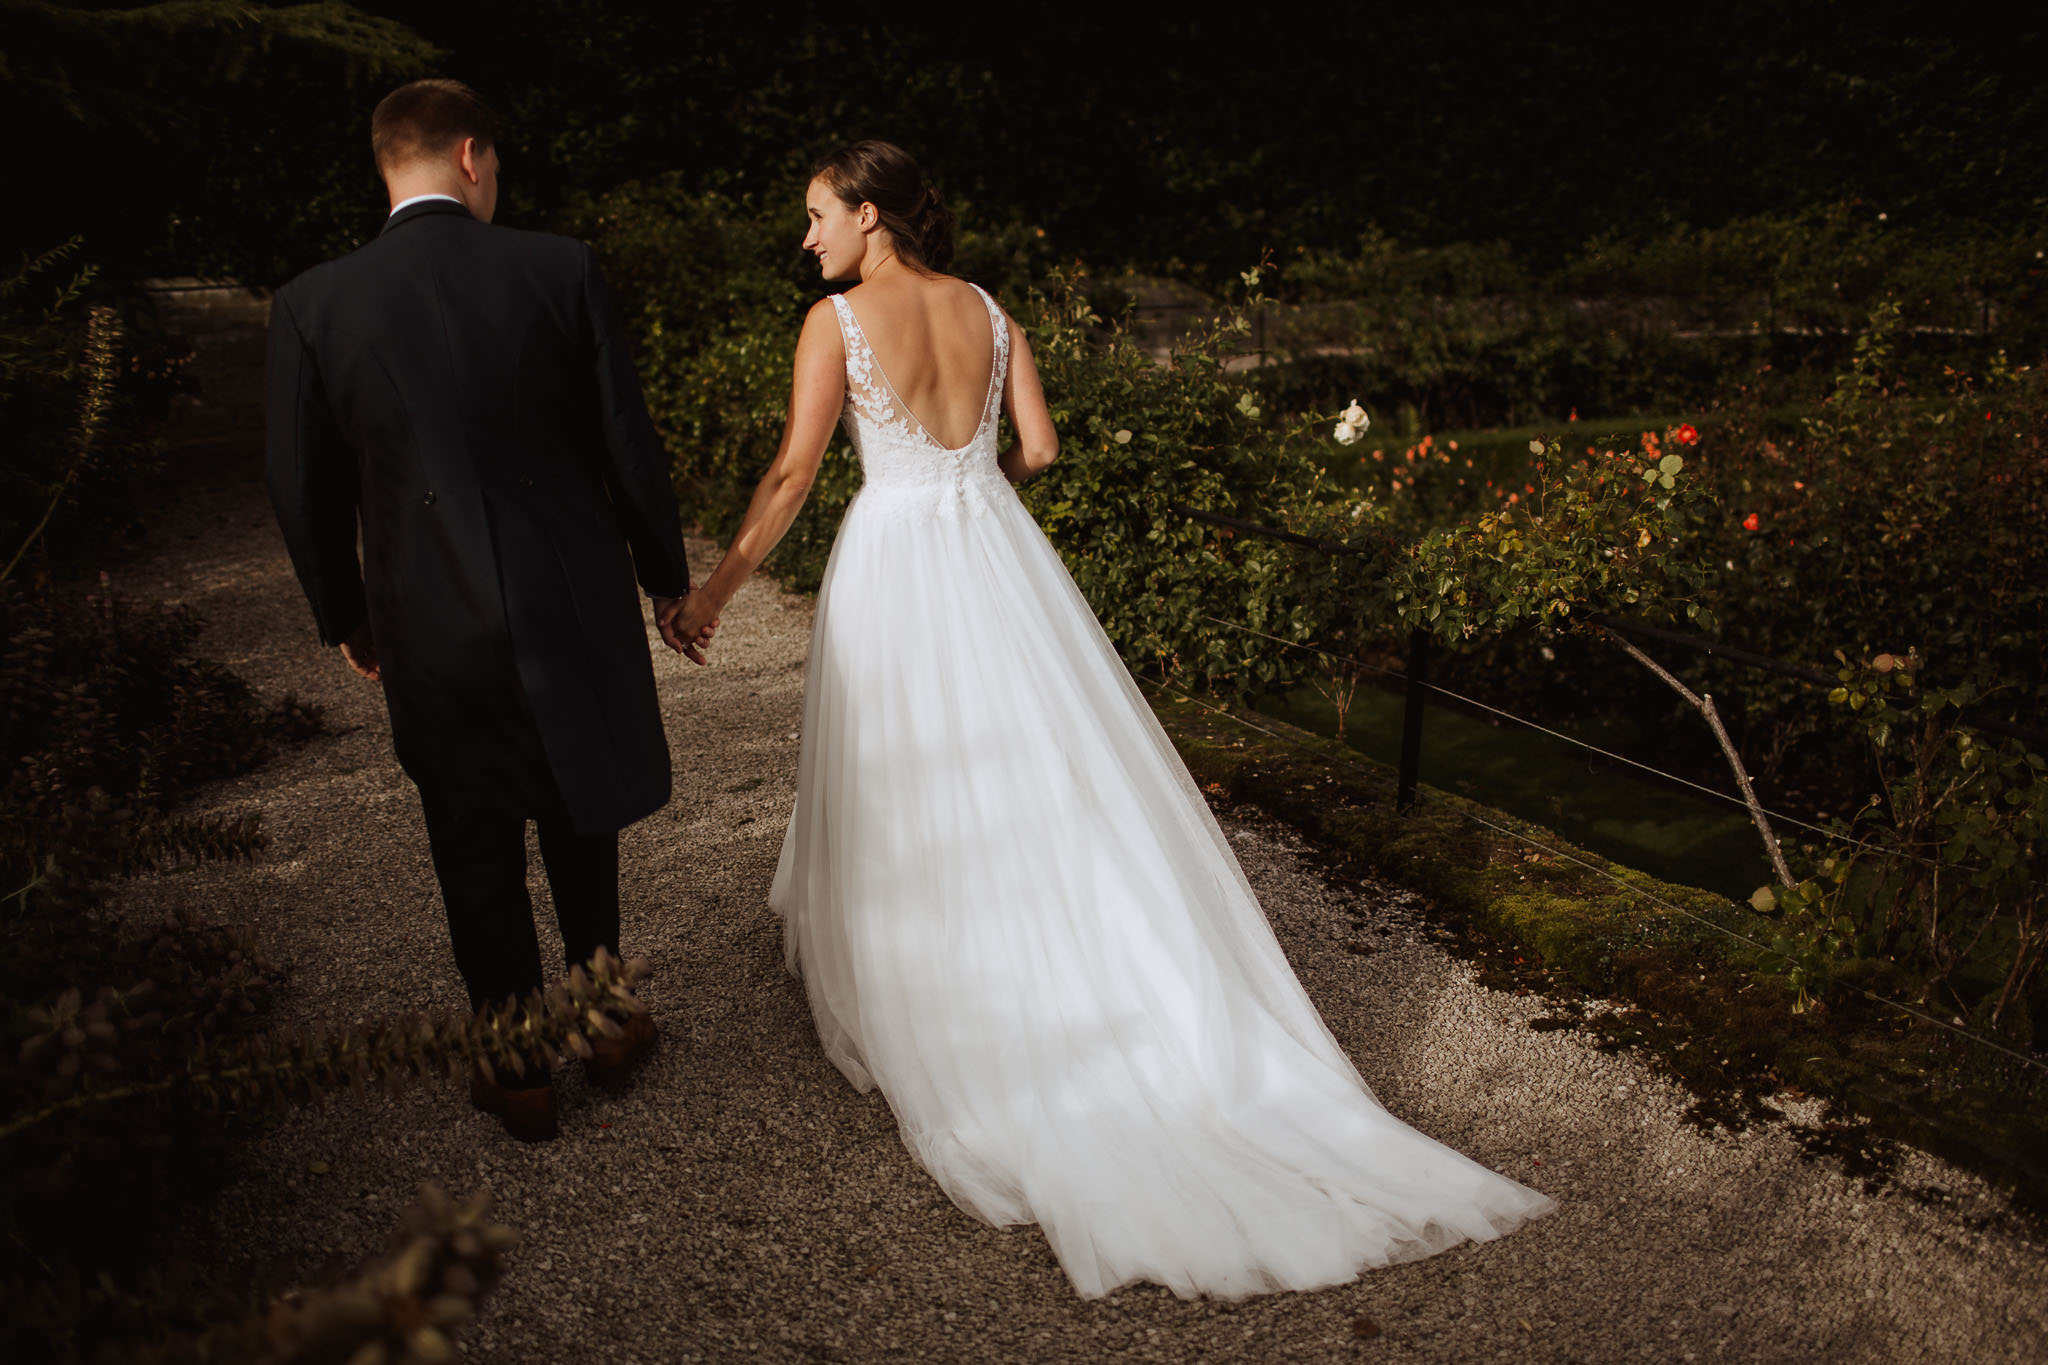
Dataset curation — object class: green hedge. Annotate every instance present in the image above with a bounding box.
[579,183,1349,696]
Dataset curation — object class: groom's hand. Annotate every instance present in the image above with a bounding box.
[653,594,715,665]
[339,621,381,682]
[651,596,684,653]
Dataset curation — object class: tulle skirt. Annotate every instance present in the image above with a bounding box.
[769,475,1553,1299]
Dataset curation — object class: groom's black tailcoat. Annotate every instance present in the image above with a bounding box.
[266,198,689,835]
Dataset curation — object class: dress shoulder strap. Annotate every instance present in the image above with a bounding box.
[827,293,891,424]
[969,284,1011,433]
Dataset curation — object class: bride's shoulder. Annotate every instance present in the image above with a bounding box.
[949,275,1003,311]
[799,295,848,348]
[929,274,998,317]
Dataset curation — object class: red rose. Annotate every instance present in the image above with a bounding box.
[1674,423,1700,445]
[1742,512,1760,531]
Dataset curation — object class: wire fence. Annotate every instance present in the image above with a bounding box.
[1192,611,1862,851]
[1144,674,2048,1081]
[1167,502,2048,750]
[1169,501,2047,871]
[1159,504,2048,1081]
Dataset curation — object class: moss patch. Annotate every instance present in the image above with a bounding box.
[1151,689,2048,1220]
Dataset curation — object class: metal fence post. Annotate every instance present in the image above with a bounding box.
[1398,628,1428,813]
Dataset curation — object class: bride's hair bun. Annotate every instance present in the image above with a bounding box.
[811,140,956,271]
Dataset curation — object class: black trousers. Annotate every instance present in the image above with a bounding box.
[418,785,621,1020]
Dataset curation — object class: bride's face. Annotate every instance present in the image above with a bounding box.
[803,178,872,282]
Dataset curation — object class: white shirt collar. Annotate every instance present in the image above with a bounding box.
[388,193,466,218]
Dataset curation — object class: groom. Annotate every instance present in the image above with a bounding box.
[266,79,704,1141]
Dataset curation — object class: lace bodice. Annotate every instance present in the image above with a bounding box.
[830,284,1010,522]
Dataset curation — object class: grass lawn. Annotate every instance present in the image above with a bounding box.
[1263,682,1773,902]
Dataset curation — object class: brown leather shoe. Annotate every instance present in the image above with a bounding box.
[585,1011,658,1091]
[469,1068,560,1143]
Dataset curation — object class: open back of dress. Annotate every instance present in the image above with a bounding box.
[769,284,1554,1299]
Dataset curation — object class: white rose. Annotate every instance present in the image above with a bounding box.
[1340,400,1368,429]
[1333,421,1359,445]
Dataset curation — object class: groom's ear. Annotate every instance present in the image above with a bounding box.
[459,137,485,183]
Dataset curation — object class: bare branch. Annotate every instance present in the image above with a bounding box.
[1603,626,1793,887]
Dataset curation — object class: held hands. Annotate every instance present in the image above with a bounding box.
[654,592,718,665]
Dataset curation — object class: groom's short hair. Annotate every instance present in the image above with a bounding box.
[372,79,500,172]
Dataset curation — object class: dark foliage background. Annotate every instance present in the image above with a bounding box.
[7,2,2043,286]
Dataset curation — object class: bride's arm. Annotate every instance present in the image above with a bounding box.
[997,317,1059,483]
[670,301,846,651]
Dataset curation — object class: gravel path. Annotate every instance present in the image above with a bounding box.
[116,464,2046,1364]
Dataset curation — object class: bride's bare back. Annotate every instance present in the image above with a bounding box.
[672,146,1057,652]
[839,269,996,450]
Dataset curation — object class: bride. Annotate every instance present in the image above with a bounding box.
[671,140,1553,1299]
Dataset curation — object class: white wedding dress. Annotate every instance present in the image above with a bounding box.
[769,284,1553,1299]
